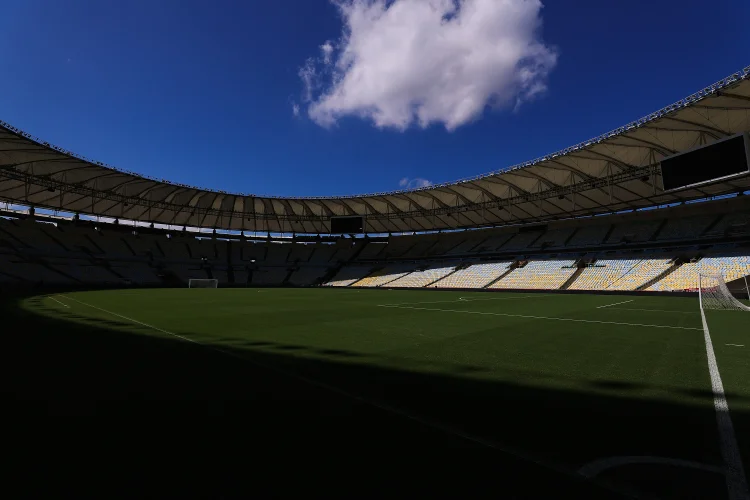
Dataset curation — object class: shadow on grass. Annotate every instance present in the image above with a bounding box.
[4,292,747,499]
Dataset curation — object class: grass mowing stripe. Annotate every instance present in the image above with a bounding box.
[61,294,615,491]
[378,304,702,331]
[699,298,749,500]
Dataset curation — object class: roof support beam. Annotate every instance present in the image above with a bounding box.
[662,116,730,137]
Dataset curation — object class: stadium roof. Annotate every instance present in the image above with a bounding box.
[1,66,749,234]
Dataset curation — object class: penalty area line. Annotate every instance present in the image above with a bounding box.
[383,294,547,306]
[596,299,634,309]
[605,307,698,315]
[378,304,702,331]
[47,296,70,308]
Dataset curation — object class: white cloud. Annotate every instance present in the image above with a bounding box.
[292,103,301,117]
[298,58,319,103]
[299,0,557,131]
[320,41,335,65]
[399,177,432,189]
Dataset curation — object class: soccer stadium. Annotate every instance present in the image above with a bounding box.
[3,2,750,496]
[2,65,750,497]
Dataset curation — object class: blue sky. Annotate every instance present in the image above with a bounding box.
[1,0,748,197]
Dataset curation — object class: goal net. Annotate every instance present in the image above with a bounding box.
[698,273,750,311]
[189,278,218,288]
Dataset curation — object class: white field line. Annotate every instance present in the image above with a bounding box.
[378,304,702,331]
[607,307,698,315]
[596,299,634,309]
[699,298,749,500]
[458,294,553,302]
[578,455,724,479]
[48,296,70,308]
[726,344,744,348]
[59,295,586,483]
[382,294,548,306]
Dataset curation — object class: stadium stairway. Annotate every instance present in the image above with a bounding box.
[153,240,167,258]
[226,241,235,285]
[38,257,83,285]
[158,267,184,287]
[0,224,26,248]
[483,261,520,288]
[637,258,683,291]
[84,234,105,254]
[563,227,579,246]
[121,238,138,257]
[699,215,724,238]
[560,261,586,290]
[421,239,443,257]
[282,267,295,286]
[424,266,460,287]
[526,231,546,248]
[344,243,384,286]
[42,227,72,252]
[99,259,127,282]
[443,237,475,255]
[318,264,346,286]
[381,269,415,287]
[649,219,670,242]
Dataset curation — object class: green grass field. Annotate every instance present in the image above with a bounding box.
[5,288,750,498]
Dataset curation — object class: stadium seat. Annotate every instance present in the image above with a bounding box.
[490,260,577,290]
[431,261,512,288]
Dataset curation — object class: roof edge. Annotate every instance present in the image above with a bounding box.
[1,65,748,200]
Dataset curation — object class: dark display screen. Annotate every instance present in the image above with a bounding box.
[331,216,364,233]
[661,134,749,191]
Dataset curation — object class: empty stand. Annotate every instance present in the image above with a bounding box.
[490,260,577,290]
[567,225,610,247]
[606,259,672,291]
[351,264,416,288]
[648,256,750,291]
[502,231,545,251]
[387,264,457,288]
[606,221,660,244]
[656,215,716,241]
[568,259,640,290]
[1,194,749,293]
[251,267,288,285]
[531,228,574,248]
[431,261,512,289]
[288,266,330,286]
[324,265,374,287]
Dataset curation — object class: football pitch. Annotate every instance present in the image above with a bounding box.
[7,288,750,498]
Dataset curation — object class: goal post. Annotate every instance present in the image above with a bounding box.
[698,272,750,312]
[189,278,218,288]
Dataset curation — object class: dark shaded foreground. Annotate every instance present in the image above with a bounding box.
[2,293,742,499]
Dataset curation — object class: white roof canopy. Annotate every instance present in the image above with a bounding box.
[1,66,749,233]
